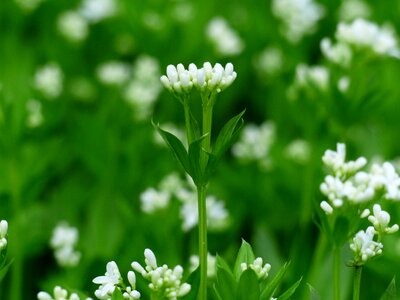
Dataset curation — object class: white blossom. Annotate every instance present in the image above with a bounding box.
[34,63,64,99]
[339,0,371,22]
[79,0,116,23]
[350,226,383,265]
[320,38,353,67]
[284,139,311,164]
[240,257,271,280]
[131,249,191,299]
[271,0,325,43]
[0,220,8,250]
[206,17,244,56]
[37,286,92,300]
[140,188,171,214]
[50,222,81,267]
[295,64,330,91]
[338,76,350,93]
[57,11,89,43]
[253,47,283,77]
[368,204,399,234]
[96,61,130,86]
[189,253,216,278]
[93,261,122,298]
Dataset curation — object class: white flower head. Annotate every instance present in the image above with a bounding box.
[79,0,116,23]
[93,261,122,298]
[140,188,171,214]
[368,204,399,234]
[189,253,216,278]
[350,226,383,265]
[37,286,92,300]
[50,222,81,267]
[57,11,89,43]
[96,61,130,86]
[240,257,271,280]
[34,63,64,99]
[0,220,8,250]
[295,64,330,91]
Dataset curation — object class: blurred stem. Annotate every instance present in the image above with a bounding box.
[197,184,208,300]
[352,266,362,300]
[333,247,341,300]
[200,95,213,170]
[183,97,195,145]
[9,158,22,300]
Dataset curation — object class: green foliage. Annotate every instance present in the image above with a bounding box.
[380,277,397,300]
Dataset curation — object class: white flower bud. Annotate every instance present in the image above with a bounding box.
[144,248,158,269]
[320,201,333,214]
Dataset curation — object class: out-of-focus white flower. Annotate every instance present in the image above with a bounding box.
[160,62,237,97]
[37,286,92,300]
[339,0,371,22]
[320,38,353,67]
[189,253,216,278]
[253,47,283,77]
[350,226,383,265]
[124,55,162,121]
[206,17,244,56]
[142,11,163,31]
[97,61,130,86]
[336,18,400,58]
[369,162,400,200]
[57,11,89,43]
[34,63,64,99]
[240,257,271,280]
[338,76,350,93]
[0,220,8,250]
[232,121,275,168]
[50,222,81,267]
[172,2,194,23]
[79,0,116,23]
[93,261,122,298]
[140,188,171,213]
[284,139,311,164]
[295,64,330,91]
[368,204,399,234]
[271,0,325,43]
[26,99,43,128]
[131,249,191,299]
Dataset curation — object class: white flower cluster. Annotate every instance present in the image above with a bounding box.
[34,63,64,99]
[140,173,229,232]
[350,226,383,265]
[294,64,330,91]
[321,18,400,68]
[93,261,140,300]
[79,0,116,23]
[57,11,89,43]
[206,17,244,56]
[232,121,275,169]
[97,61,131,86]
[367,204,399,235]
[37,286,92,300]
[320,143,400,214]
[160,62,237,97]
[271,0,325,43]
[253,47,284,77]
[0,220,8,250]
[284,139,311,164]
[189,253,216,278]
[26,99,44,128]
[124,55,162,121]
[50,222,81,267]
[240,257,272,280]
[338,0,371,22]
[131,249,191,300]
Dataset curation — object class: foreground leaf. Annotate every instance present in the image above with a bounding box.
[233,239,256,281]
[260,261,291,300]
[380,277,397,300]
[277,277,302,300]
[236,269,260,300]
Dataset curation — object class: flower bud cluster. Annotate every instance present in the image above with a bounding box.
[350,226,383,265]
[0,220,8,250]
[50,222,81,267]
[131,249,191,300]
[37,286,92,300]
[367,204,399,235]
[93,261,141,300]
[34,63,64,99]
[160,62,237,97]
[240,257,271,280]
[320,143,400,214]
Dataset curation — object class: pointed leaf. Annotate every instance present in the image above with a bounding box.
[233,239,256,281]
[0,259,12,281]
[111,288,125,300]
[216,255,234,276]
[260,261,291,300]
[215,255,237,299]
[277,277,302,300]
[236,269,260,300]
[307,283,321,300]
[153,121,191,175]
[380,277,397,300]
[181,267,200,300]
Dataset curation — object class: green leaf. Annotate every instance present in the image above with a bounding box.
[260,262,291,300]
[236,269,260,300]
[181,267,201,300]
[215,255,237,299]
[213,109,245,159]
[333,216,350,247]
[153,121,191,175]
[307,283,321,300]
[0,259,12,282]
[380,277,397,300]
[277,277,302,300]
[233,239,256,281]
[111,288,125,300]
[188,134,208,186]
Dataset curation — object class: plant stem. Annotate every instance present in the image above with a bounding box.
[352,266,362,300]
[183,97,195,145]
[197,184,208,300]
[333,247,341,300]
[200,95,213,169]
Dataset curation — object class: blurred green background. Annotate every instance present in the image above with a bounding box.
[1,0,400,299]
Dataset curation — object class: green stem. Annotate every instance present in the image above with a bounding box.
[197,185,208,300]
[333,247,341,300]
[200,98,213,170]
[183,97,195,145]
[352,266,362,300]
